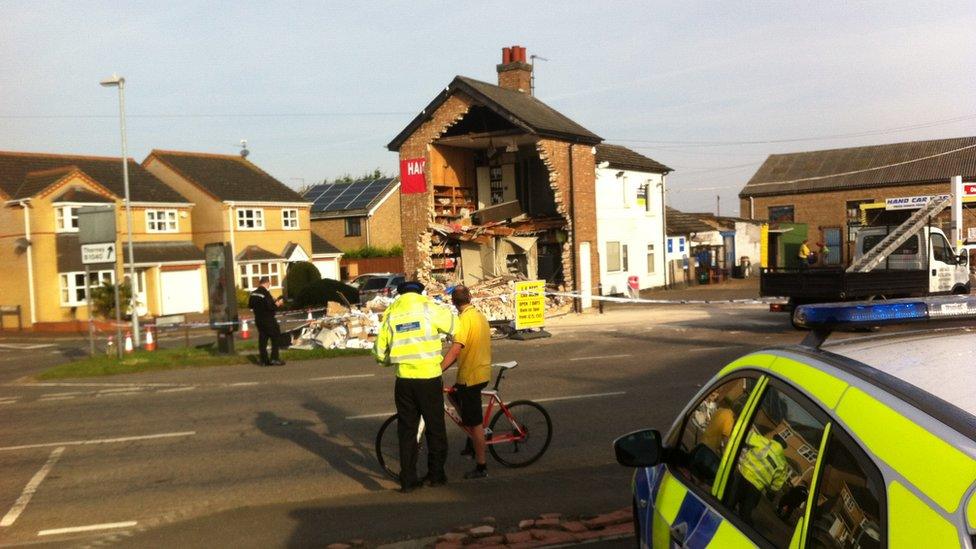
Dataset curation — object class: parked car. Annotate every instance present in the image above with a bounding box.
[614,295,976,548]
[352,273,406,304]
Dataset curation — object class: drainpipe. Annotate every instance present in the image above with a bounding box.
[19,200,37,325]
[749,197,755,220]
[226,202,237,286]
[365,215,371,247]
[568,143,579,313]
[660,174,668,288]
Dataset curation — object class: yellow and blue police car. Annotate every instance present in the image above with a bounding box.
[615,296,976,548]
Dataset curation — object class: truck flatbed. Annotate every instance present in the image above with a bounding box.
[760,268,929,304]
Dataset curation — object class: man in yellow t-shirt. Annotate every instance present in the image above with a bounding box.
[441,285,492,479]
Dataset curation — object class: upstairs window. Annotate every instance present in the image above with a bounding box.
[281,209,299,230]
[237,208,264,230]
[146,209,178,233]
[55,206,79,232]
[345,218,361,237]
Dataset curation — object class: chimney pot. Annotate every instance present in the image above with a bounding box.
[496,44,533,94]
[502,47,512,64]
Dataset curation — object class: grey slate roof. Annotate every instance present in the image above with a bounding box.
[236,245,282,262]
[387,76,602,150]
[739,136,976,198]
[305,177,398,218]
[52,186,114,203]
[147,150,306,203]
[311,233,342,255]
[0,151,188,202]
[596,144,672,174]
[130,241,204,264]
[666,207,718,236]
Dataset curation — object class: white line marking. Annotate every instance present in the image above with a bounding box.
[38,521,138,537]
[345,391,628,419]
[532,391,627,403]
[309,373,376,382]
[687,346,725,352]
[97,387,147,394]
[569,354,632,362]
[38,396,76,402]
[345,411,394,420]
[0,343,56,350]
[0,400,17,405]
[14,382,183,388]
[228,381,259,387]
[1,447,65,527]
[43,391,85,397]
[0,431,196,452]
[157,386,196,393]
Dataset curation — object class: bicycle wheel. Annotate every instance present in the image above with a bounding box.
[375,414,428,482]
[488,400,552,468]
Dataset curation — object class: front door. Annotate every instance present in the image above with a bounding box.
[823,228,842,265]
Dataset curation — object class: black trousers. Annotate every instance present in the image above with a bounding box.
[256,319,281,364]
[395,376,447,487]
[729,476,763,527]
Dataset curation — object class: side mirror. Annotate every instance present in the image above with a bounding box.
[614,429,664,468]
[958,254,969,266]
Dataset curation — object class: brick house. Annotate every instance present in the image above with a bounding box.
[386,45,603,303]
[0,151,204,330]
[304,176,401,251]
[739,137,976,265]
[143,150,312,294]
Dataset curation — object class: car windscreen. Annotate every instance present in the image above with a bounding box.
[362,278,389,290]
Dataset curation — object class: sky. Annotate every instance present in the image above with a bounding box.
[1,1,974,215]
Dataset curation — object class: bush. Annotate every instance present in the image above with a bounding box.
[236,288,251,310]
[342,245,403,259]
[295,278,359,309]
[90,280,133,319]
[284,261,321,300]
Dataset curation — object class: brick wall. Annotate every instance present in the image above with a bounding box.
[537,140,600,294]
[397,93,474,280]
[310,217,366,251]
[497,63,532,93]
[742,182,976,261]
[366,189,402,249]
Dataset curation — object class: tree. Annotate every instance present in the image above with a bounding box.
[284,261,321,301]
[90,280,133,319]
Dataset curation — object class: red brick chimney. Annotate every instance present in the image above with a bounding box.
[497,45,533,94]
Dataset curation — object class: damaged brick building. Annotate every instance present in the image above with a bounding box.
[387,46,603,300]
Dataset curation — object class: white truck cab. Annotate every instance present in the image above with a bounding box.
[854,226,971,293]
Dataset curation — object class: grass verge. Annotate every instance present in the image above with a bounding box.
[38,345,371,380]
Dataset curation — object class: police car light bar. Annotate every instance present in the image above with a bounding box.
[794,295,976,330]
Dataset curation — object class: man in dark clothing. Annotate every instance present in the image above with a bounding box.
[248,276,285,366]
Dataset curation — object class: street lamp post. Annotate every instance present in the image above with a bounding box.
[100,74,140,347]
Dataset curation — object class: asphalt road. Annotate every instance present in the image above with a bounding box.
[0,304,799,547]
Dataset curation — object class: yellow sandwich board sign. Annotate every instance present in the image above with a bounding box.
[514,280,546,330]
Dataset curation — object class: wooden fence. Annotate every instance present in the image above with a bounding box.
[340,256,404,280]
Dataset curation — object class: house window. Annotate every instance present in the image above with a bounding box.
[768,205,795,223]
[146,209,178,233]
[236,208,265,230]
[59,270,114,306]
[621,175,630,208]
[647,244,656,273]
[55,206,79,232]
[622,244,629,271]
[281,209,299,230]
[606,242,622,272]
[345,218,362,237]
[239,262,281,290]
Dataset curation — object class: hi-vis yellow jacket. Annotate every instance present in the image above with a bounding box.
[372,293,456,379]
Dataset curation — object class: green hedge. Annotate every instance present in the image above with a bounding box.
[342,245,403,259]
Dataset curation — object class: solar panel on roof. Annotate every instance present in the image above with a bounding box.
[309,178,395,213]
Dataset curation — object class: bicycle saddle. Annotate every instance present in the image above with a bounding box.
[494,361,518,369]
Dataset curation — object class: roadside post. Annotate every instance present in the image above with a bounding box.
[78,206,119,358]
[205,243,239,354]
[510,279,550,340]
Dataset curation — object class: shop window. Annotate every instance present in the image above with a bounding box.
[236,208,264,230]
[59,270,114,306]
[606,242,622,271]
[846,200,874,226]
[146,209,178,233]
[345,218,361,237]
[647,244,656,274]
[768,205,795,223]
[239,262,281,290]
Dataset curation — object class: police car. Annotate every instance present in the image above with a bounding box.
[614,296,976,548]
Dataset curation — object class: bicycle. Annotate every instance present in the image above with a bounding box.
[375,361,553,481]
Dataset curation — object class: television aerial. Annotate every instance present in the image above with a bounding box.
[239,139,250,159]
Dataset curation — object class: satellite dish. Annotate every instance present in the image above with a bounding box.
[14,237,30,254]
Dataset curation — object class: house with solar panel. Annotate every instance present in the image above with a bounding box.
[303,176,402,253]
[144,150,312,295]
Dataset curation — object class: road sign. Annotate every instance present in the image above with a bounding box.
[78,206,116,244]
[514,280,546,330]
[81,243,116,264]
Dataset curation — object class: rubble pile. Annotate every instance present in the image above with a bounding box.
[288,310,380,351]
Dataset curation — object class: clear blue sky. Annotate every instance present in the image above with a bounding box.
[2,1,974,214]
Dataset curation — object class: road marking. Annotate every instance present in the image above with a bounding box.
[228,381,259,387]
[0,400,17,405]
[38,521,138,537]
[569,354,632,362]
[687,346,726,352]
[38,396,76,402]
[0,431,196,452]
[157,386,196,393]
[309,373,376,382]
[1,447,65,527]
[0,343,57,350]
[43,391,85,397]
[97,387,148,394]
[345,411,394,420]
[13,382,184,388]
[345,391,628,419]
[532,391,627,403]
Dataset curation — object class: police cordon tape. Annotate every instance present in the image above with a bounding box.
[95,305,333,332]
[541,290,786,306]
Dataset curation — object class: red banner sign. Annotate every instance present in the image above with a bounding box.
[964,183,976,196]
[399,157,427,194]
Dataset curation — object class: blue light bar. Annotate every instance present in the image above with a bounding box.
[794,295,976,328]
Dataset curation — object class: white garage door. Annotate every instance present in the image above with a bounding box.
[160,269,205,315]
[314,258,339,280]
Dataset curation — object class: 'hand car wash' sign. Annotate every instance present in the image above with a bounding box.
[399,157,426,194]
[885,194,949,210]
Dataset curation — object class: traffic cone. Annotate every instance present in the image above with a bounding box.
[124,331,134,354]
[144,326,156,352]
[240,318,250,339]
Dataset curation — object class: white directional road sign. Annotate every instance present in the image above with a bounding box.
[81,243,116,264]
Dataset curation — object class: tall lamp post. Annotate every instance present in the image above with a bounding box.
[100,74,140,347]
